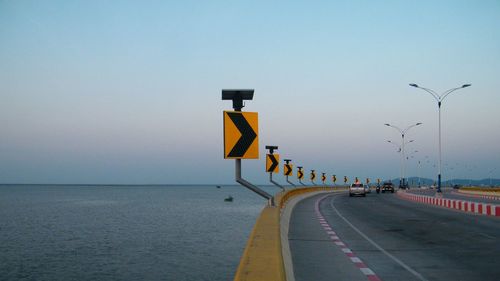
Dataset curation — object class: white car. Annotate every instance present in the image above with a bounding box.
[349,183,366,197]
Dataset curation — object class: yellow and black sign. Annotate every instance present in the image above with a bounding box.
[284,164,293,176]
[332,175,337,183]
[310,171,316,181]
[223,111,258,159]
[266,154,279,173]
[366,178,370,184]
[321,173,326,182]
[298,169,304,179]
[344,176,348,183]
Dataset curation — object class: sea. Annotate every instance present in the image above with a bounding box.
[0,184,278,281]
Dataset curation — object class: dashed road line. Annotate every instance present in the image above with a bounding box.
[322,194,429,281]
[314,194,383,281]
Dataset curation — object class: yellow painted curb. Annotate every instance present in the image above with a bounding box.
[233,205,285,281]
[233,186,347,281]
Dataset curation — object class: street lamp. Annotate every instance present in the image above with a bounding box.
[410,83,471,193]
[385,123,422,189]
[489,168,497,187]
[387,139,414,186]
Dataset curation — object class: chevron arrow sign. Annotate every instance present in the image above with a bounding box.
[266,154,279,173]
[298,170,304,179]
[223,111,258,159]
[310,171,316,181]
[284,164,293,176]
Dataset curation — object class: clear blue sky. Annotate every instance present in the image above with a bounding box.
[1,0,499,184]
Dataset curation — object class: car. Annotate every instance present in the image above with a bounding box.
[365,184,371,193]
[381,182,394,193]
[349,183,366,197]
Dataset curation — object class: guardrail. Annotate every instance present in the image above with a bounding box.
[233,186,345,281]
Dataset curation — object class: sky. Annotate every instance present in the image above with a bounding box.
[1,0,499,185]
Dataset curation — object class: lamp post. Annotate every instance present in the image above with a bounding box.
[387,139,414,187]
[385,123,422,189]
[489,168,497,187]
[410,83,471,193]
[406,150,419,188]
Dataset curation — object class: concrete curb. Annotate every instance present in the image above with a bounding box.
[397,191,500,217]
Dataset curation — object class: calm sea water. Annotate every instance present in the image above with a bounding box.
[0,185,278,281]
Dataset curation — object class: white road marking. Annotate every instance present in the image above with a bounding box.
[360,268,375,275]
[351,257,362,263]
[341,248,352,253]
[329,195,429,281]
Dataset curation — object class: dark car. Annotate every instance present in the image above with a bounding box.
[381,182,394,193]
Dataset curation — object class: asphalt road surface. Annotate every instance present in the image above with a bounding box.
[289,191,499,281]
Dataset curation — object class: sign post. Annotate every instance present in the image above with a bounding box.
[310,170,316,185]
[297,166,306,186]
[321,173,326,186]
[222,89,273,205]
[284,159,295,186]
[266,146,284,190]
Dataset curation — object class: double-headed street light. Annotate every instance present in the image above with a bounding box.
[489,168,497,187]
[387,140,415,187]
[385,123,422,189]
[386,139,414,186]
[410,83,471,193]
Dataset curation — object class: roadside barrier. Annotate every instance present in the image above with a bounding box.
[456,188,500,200]
[452,190,500,201]
[460,187,500,193]
[397,191,500,217]
[234,186,344,281]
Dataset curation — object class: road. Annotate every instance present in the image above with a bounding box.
[288,191,500,281]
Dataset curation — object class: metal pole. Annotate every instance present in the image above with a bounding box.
[418,160,421,187]
[438,102,442,193]
[402,133,406,188]
[235,159,274,205]
[269,172,285,190]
